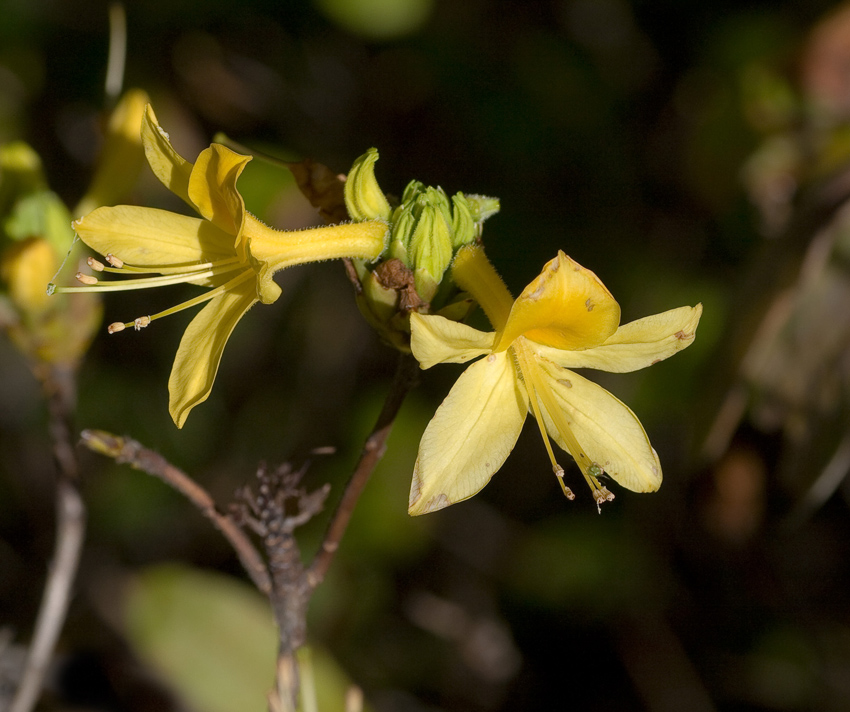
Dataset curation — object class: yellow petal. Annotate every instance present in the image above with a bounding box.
[141,104,193,207]
[409,352,528,515]
[496,251,620,352]
[168,278,257,428]
[188,145,250,237]
[74,206,235,268]
[410,312,494,369]
[536,362,662,492]
[536,304,703,373]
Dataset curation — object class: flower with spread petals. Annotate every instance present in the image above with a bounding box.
[56,105,389,427]
[408,245,702,515]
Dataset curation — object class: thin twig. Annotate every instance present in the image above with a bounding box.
[9,480,85,712]
[79,430,272,594]
[307,352,418,587]
[10,366,85,712]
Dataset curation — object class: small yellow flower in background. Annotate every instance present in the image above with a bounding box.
[55,105,390,428]
[74,89,151,218]
[408,245,702,515]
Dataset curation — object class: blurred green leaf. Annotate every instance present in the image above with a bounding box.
[124,564,370,712]
[314,0,434,40]
[125,564,276,712]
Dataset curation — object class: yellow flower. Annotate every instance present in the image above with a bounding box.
[60,105,389,427]
[408,245,702,515]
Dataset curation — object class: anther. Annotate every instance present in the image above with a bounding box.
[134,316,151,330]
[107,322,126,334]
[87,257,105,271]
[105,254,124,268]
[75,272,98,285]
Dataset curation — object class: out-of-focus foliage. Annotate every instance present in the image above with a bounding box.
[124,564,368,712]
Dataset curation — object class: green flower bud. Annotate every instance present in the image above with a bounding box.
[409,202,453,303]
[450,193,474,248]
[344,148,391,222]
[342,150,502,353]
[465,194,501,226]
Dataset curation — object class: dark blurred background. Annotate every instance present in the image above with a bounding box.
[4,0,850,710]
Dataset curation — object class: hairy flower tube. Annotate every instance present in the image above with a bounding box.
[55,105,389,427]
[408,245,702,515]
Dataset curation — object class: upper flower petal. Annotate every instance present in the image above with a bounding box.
[495,251,621,353]
[168,276,258,428]
[188,144,250,239]
[410,312,495,369]
[535,361,662,492]
[536,304,703,373]
[141,104,193,208]
[409,352,528,515]
[74,206,235,270]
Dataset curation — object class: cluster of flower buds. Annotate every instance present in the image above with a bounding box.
[343,147,499,352]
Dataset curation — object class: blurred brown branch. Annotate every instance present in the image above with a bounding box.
[79,350,419,710]
[10,366,86,712]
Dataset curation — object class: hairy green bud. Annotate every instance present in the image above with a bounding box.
[344,148,392,222]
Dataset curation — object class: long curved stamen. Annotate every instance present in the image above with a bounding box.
[98,256,241,276]
[52,260,242,294]
[514,340,614,509]
[107,269,254,333]
[512,343,573,501]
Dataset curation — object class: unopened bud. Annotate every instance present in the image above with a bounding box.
[450,193,475,248]
[108,322,126,334]
[409,203,452,303]
[466,194,500,225]
[105,253,123,268]
[344,148,391,222]
[134,316,151,330]
[87,256,105,271]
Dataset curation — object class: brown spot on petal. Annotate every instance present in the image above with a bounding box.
[423,494,450,513]
[651,358,662,365]
[585,298,595,311]
[559,378,573,388]
[527,283,545,300]
[674,330,691,341]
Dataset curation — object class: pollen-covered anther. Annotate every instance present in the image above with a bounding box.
[107,322,126,334]
[87,257,105,272]
[553,464,575,500]
[75,272,98,285]
[105,254,124,268]
[596,487,615,504]
[134,316,151,330]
